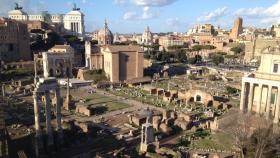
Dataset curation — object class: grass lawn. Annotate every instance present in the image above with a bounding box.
[191,132,234,151]
[80,93,130,112]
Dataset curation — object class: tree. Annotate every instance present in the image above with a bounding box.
[226,86,238,94]
[91,40,98,45]
[211,54,224,65]
[230,47,243,54]
[175,50,187,62]
[195,55,202,63]
[188,74,196,80]
[143,51,151,59]
[208,74,217,81]
[188,57,197,65]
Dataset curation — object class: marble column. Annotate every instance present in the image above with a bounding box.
[1,84,5,97]
[55,88,62,139]
[265,85,272,120]
[44,91,53,146]
[33,91,42,157]
[256,84,263,115]
[248,83,254,113]
[240,81,246,112]
[274,87,280,124]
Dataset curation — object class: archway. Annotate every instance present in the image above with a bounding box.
[207,100,213,107]
[189,97,194,102]
[196,95,201,102]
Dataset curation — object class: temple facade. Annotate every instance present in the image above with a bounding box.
[240,46,280,124]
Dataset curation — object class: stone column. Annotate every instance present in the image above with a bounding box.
[33,91,42,156]
[256,84,263,115]
[1,84,5,97]
[265,85,272,120]
[55,88,63,139]
[248,83,254,113]
[239,81,246,112]
[274,87,280,124]
[44,91,53,146]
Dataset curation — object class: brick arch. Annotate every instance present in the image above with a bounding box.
[183,90,214,106]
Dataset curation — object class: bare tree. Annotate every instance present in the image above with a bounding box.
[231,115,252,158]
[251,120,279,158]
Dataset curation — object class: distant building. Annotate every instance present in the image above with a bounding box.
[0,17,31,62]
[97,20,113,45]
[8,3,85,37]
[240,46,280,124]
[85,42,144,83]
[188,24,214,36]
[230,17,243,39]
[244,38,279,63]
[141,26,153,45]
[158,35,185,50]
[41,44,74,78]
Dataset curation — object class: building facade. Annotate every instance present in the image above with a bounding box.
[85,42,144,83]
[8,3,84,37]
[0,17,31,62]
[97,20,113,45]
[240,46,280,124]
[141,26,153,45]
[42,45,74,78]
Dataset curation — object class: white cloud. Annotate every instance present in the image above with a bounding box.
[123,7,157,20]
[235,0,280,24]
[197,7,227,22]
[166,17,181,30]
[131,0,177,7]
[141,6,157,19]
[123,11,138,20]
[113,0,126,5]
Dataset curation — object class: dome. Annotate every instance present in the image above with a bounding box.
[98,20,113,45]
[98,21,113,37]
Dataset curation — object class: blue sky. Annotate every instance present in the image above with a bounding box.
[0,0,279,33]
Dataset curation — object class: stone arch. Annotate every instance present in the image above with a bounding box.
[196,95,201,102]
[189,97,194,102]
[207,100,213,107]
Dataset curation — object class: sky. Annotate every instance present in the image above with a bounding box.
[0,0,280,33]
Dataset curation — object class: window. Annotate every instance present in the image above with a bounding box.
[273,64,278,73]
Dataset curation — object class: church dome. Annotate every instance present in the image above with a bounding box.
[98,20,113,45]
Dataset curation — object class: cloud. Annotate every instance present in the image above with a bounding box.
[130,0,177,7]
[123,11,138,20]
[123,7,157,20]
[197,7,228,22]
[166,17,181,30]
[141,6,157,19]
[113,0,126,5]
[235,0,280,24]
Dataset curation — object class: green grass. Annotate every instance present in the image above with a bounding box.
[79,93,130,112]
[191,132,234,151]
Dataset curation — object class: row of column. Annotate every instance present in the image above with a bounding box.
[33,88,62,156]
[240,81,280,124]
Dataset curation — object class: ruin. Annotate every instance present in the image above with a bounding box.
[33,77,62,156]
